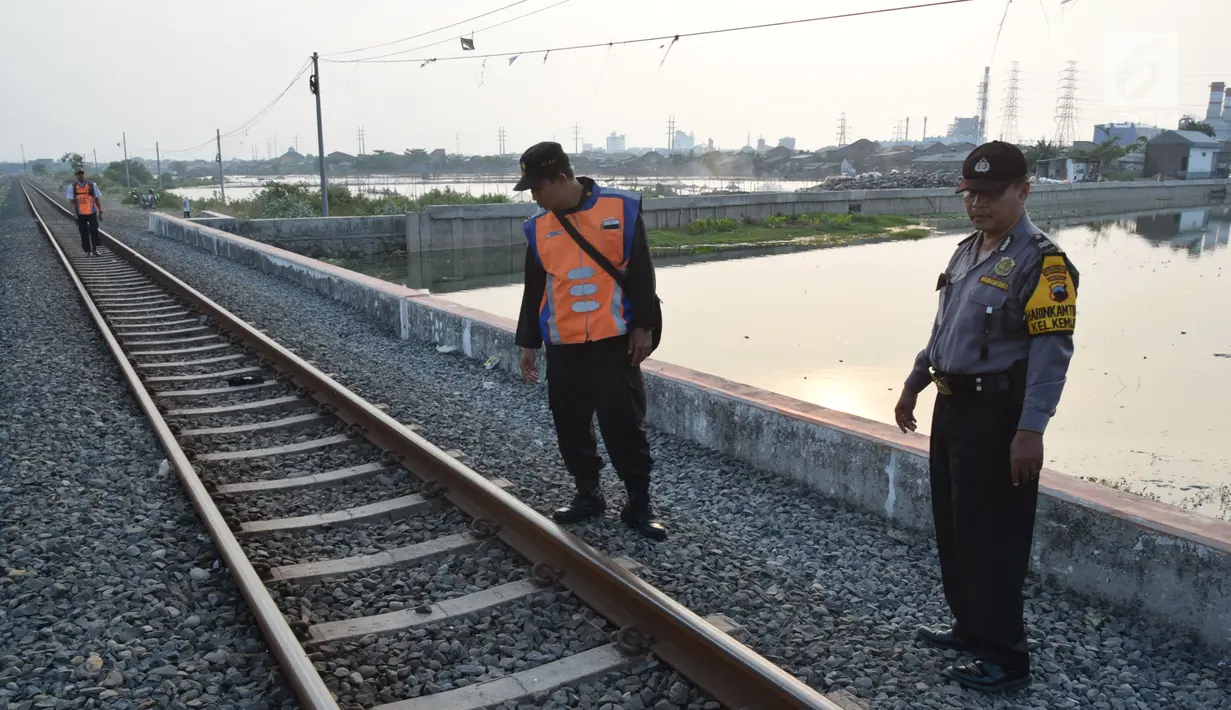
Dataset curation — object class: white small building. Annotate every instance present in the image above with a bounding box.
[1144,130,1223,179]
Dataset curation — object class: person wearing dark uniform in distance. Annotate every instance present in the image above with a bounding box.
[894,141,1079,692]
[65,168,104,255]
[513,141,667,541]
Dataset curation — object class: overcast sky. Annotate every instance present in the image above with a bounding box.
[3,0,1228,163]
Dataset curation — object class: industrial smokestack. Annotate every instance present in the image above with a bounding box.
[1207,81,1225,121]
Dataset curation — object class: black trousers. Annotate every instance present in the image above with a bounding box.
[76,213,101,253]
[929,389,1039,673]
[545,335,654,490]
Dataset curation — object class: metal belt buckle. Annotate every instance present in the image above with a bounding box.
[931,372,953,396]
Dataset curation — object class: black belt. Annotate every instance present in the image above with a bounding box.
[931,370,1013,396]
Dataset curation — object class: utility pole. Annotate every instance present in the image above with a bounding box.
[836,113,848,147]
[215,129,227,204]
[20,144,27,175]
[975,66,991,145]
[456,133,460,156]
[310,52,329,217]
[666,116,676,153]
[905,117,910,142]
[156,141,162,189]
[497,127,507,155]
[572,122,581,154]
[294,134,300,153]
[922,117,928,142]
[122,132,131,189]
[93,148,98,172]
[357,126,366,156]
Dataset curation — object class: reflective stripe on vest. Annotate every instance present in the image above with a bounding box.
[74,182,97,215]
[532,194,632,345]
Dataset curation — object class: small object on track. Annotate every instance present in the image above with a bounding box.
[227,374,265,386]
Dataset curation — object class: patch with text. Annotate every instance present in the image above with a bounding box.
[1025,254,1076,335]
[978,274,1010,291]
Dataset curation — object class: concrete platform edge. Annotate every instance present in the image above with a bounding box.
[147,211,1231,650]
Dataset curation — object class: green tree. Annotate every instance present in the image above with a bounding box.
[169,160,189,176]
[1023,139,1063,169]
[1178,116,1217,138]
[1126,136,1149,153]
[103,159,154,186]
[32,163,48,177]
[60,152,85,171]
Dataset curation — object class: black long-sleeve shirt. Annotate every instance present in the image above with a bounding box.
[515,180,660,350]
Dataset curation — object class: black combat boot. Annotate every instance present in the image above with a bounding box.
[620,475,667,541]
[552,485,606,524]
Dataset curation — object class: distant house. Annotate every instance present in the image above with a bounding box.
[864,151,917,172]
[823,138,879,165]
[1034,155,1100,182]
[326,151,356,167]
[911,150,971,172]
[1144,131,1223,179]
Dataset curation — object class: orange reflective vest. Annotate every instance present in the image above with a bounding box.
[524,186,640,345]
[73,181,99,215]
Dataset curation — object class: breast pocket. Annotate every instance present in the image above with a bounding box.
[968,285,1013,338]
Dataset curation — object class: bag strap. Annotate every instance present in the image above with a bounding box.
[552,210,626,287]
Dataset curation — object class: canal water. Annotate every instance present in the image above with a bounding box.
[342,206,1231,518]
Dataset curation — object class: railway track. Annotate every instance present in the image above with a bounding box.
[20,181,841,710]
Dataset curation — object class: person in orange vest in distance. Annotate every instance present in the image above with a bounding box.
[514,141,666,541]
[65,168,104,255]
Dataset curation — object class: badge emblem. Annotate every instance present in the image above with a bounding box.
[974,157,991,173]
[520,161,526,175]
[993,256,1015,276]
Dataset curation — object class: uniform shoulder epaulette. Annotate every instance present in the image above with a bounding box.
[957,231,980,247]
[1031,232,1064,255]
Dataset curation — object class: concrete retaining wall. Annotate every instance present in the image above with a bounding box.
[147,211,1231,650]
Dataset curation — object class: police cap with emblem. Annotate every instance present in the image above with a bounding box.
[955,140,1029,194]
[513,141,571,191]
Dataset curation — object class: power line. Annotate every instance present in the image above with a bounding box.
[334,0,974,65]
[325,0,534,56]
[329,0,575,63]
[164,59,312,155]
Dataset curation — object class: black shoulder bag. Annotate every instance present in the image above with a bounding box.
[551,210,663,351]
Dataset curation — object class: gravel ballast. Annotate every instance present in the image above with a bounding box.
[0,209,295,709]
[94,201,1231,708]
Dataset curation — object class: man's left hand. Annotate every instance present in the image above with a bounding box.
[628,328,653,366]
[1009,430,1044,486]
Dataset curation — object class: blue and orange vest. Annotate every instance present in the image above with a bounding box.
[523,185,641,346]
[73,181,99,216]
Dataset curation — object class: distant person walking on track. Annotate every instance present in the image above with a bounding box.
[65,168,103,255]
[514,141,666,541]
[183,196,191,218]
[895,141,1079,692]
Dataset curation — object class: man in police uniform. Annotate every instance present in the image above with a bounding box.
[894,141,1078,692]
[513,142,667,541]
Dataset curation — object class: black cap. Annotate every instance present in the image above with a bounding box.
[955,140,1028,194]
[514,141,570,191]
[74,168,85,175]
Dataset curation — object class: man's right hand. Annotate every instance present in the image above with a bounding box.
[519,348,539,384]
[894,389,918,433]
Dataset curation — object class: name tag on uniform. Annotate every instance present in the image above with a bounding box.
[978,274,1009,291]
[601,218,621,230]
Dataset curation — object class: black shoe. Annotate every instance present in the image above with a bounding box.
[552,491,605,524]
[916,625,976,653]
[944,660,1031,692]
[620,504,667,541]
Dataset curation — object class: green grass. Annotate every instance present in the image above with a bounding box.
[163,182,510,219]
[648,213,929,249]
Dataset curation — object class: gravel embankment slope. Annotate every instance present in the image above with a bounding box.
[97,200,1231,709]
[0,196,295,709]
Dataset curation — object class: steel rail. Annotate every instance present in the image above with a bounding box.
[24,181,841,709]
[20,182,342,710]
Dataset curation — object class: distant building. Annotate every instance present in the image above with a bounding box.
[1034,155,1100,182]
[778,137,796,150]
[1200,81,1231,141]
[948,117,981,144]
[756,137,768,153]
[672,130,696,153]
[582,142,594,153]
[1093,123,1162,146]
[606,133,626,153]
[1144,130,1223,179]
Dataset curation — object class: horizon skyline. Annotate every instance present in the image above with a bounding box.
[4,1,1229,164]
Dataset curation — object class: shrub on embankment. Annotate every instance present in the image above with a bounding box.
[170,182,510,219]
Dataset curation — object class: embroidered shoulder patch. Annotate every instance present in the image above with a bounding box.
[1025,254,1077,335]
